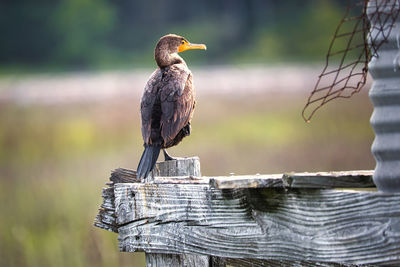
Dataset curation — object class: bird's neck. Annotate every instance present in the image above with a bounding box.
[155,51,184,68]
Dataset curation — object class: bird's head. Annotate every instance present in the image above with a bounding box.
[155,34,206,68]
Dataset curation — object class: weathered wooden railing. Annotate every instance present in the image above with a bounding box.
[94,157,400,266]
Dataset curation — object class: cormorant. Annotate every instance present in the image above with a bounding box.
[137,34,206,179]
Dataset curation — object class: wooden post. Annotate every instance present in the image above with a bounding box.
[150,156,201,179]
[145,157,213,267]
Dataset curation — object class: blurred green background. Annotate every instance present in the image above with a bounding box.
[1,0,357,72]
[0,0,374,266]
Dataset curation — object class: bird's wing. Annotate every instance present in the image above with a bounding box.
[159,64,195,145]
[140,69,162,144]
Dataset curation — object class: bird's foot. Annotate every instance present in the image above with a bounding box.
[163,149,182,161]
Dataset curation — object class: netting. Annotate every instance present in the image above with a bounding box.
[302,0,400,122]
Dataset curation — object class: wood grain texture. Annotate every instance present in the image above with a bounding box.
[224,258,351,267]
[150,156,201,179]
[145,253,210,267]
[94,168,139,232]
[210,170,375,189]
[94,158,202,232]
[283,170,375,188]
[145,157,209,267]
[94,160,397,266]
[110,168,139,183]
[99,167,374,189]
[94,185,117,232]
[209,174,283,189]
[115,183,400,265]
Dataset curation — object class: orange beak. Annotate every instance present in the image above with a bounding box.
[178,42,207,53]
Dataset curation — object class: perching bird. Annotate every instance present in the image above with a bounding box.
[137,34,206,179]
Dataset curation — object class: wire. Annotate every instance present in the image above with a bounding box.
[302,0,400,122]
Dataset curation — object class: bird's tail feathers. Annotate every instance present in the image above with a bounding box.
[137,145,161,179]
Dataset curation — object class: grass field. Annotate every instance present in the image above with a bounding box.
[0,71,375,266]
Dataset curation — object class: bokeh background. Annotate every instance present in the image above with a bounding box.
[0,0,375,266]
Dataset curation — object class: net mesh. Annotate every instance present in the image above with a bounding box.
[302,0,400,122]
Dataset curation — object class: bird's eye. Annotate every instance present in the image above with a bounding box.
[181,40,185,44]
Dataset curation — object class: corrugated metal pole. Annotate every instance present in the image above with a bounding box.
[368,0,400,192]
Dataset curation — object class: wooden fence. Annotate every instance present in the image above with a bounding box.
[94,157,400,266]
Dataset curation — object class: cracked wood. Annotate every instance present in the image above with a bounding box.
[115,183,400,265]
[94,158,400,266]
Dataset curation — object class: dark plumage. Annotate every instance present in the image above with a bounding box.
[137,34,206,179]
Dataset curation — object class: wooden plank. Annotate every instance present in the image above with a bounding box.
[94,162,389,265]
[209,170,375,189]
[110,168,139,183]
[153,176,209,184]
[145,253,210,267]
[115,183,400,265]
[209,174,284,189]
[94,185,117,232]
[224,258,351,267]
[103,168,374,189]
[283,170,375,189]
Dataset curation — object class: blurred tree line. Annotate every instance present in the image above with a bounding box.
[0,0,350,71]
